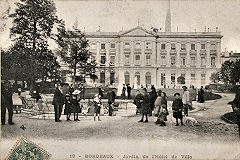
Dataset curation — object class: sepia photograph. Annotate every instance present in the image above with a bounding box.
[0,0,240,159]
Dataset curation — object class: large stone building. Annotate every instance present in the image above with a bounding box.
[83,1,222,94]
[85,27,222,92]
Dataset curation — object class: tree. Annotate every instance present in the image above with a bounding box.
[177,75,185,85]
[5,0,61,83]
[55,22,96,84]
[231,60,240,85]
[219,61,234,85]
[210,72,220,83]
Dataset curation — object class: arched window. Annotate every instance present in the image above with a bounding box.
[145,72,151,85]
[124,71,130,85]
[135,72,140,85]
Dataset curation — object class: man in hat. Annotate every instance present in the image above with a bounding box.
[1,81,14,125]
[52,84,65,122]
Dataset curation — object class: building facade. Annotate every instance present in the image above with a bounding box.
[85,27,222,94]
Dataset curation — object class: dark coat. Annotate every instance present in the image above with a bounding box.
[52,88,65,105]
[172,98,183,119]
[139,94,151,114]
[134,94,142,109]
[71,99,81,113]
[1,85,13,106]
[64,99,73,115]
[107,91,116,104]
[149,91,157,109]
[198,88,205,103]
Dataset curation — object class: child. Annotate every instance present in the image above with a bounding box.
[64,94,72,121]
[71,95,81,121]
[172,93,184,126]
[158,92,168,126]
[93,94,102,121]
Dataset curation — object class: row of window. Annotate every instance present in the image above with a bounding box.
[123,72,206,86]
[94,54,216,67]
[124,54,216,66]
[98,71,207,86]
[90,42,217,50]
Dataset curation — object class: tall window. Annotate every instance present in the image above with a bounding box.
[161,73,166,86]
[145,72,151,85]
[171,73,175,84]
[211,57,216,66]
[135,72,140,85]
[171,43,176,50]
[171,56,176,66]
[201,57,206,66]
[161,43,166,50]
[201,44,206,50]
[161,56,166,66]
[181,44,186,50]
[100,56,106,65]
[181,57,186,66]
[135,55,140,65]
[146,55,151,65]
[191,73,196,83]
[101,43,105,49]
[100,72,105,83]
[125,55,130,65]
[110,72,115,84]
[125,42,130,49]
[191,44,196,50]
[110,43,115,49]
[110,56,115,65]
[201,74,205,85]
[135,42,141,50]
[190,57,196,66]
[145,42,151,49]
[124,72,130,85]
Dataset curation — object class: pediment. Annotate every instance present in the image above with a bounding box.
[120,26,156,37]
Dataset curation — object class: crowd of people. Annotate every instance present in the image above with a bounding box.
[52,83,116,122]
[133,85,193,126]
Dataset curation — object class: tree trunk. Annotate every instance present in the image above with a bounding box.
[33,19,37,51]
[73,59,77,86]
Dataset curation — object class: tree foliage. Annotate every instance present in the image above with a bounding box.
[219,60,240,86]
[2,0,61,83]
[210,72,220,83]
[55,22,96,83]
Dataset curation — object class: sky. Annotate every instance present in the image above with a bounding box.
[1,0,240,52]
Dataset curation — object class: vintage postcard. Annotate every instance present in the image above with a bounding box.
[1,0,240,159]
